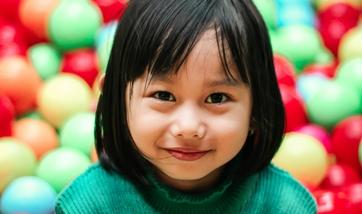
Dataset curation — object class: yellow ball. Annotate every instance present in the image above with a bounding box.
[339,26,362,62]
[0,138,37,193]
[272,132,329,189]
[37,73,92,128]
[315,0,362,11]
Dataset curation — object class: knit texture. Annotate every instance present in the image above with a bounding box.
[55,163,317,214]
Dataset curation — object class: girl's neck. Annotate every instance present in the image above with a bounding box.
[155,167,223,193]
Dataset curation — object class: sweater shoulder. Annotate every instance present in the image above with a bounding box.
[55,163,144,213]
[254,164,317,214]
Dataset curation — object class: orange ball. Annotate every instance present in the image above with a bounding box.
[0,56,42,115]
[19,0,60,39]
[13,118,59,159]
[91,147,98,162]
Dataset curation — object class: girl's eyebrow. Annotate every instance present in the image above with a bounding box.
[150,74,242,87]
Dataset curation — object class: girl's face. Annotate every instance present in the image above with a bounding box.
[126,31,252,191]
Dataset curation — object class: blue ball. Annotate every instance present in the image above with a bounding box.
[0,176,57,214]
[95,21,118,48]
[277,4,316,27]
[296,73,328,102]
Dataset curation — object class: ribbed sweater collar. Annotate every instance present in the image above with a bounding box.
[142,162,258,213]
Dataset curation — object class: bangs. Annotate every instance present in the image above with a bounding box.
[124,0,252,85]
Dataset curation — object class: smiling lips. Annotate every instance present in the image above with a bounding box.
[166,148,210,161]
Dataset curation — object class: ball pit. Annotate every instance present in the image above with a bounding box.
[0,0,361,212]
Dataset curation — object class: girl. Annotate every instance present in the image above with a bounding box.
[56,0,317,213]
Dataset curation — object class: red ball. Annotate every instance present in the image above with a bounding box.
[279,85,308,132]
[92,0,128,23]
[313,189,349,214]
[273,54,297,88]
[319,3,360,29]
[303,63,337,79]
[0,94,15,137]
[0,0,21,21]
[61,49,100,87]
[0,20,28,46]
[0,43,27,57]
[331,115,362,171]
[341,183,362,214]
[319,19,352,56]
[321,164,360,190]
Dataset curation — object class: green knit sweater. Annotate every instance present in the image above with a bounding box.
[55,163,317,213]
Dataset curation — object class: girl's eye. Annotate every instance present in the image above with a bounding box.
[152,91,175,101]
[206,93,229,104]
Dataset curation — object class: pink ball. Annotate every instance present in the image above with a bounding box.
[331,115,362,171]
[297,124,332,153]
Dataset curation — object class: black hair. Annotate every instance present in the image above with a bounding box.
[95,0,285,185]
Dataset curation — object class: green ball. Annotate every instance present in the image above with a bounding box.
[60,112,95,156]
[18,111,43,120]
[49,1,102,50]
[306,81,361,129]
[36,148,91,192]
[0,138,37,193]
[314,48,334,65]
[253,0,276,30]
[336,58,362,97]
[97,36,113,72]
[28,43,61,80]
[274,25,322,72]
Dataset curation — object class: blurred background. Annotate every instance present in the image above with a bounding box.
[0,0,361,213]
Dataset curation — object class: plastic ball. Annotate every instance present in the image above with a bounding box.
[60,112,95,156]
[314,48,334,65]
[13,118,59,159]
[95,20,117,48]
[318,2,360,28]
[319,19,355,57]
[313,189,349,214]
[0,56,42,115]
[274,25,323,71]
[359,138,362,167]
[36,148,91,192]
[320,164,360,190]
[93,0,127,23]
[277,4,315,27]
[273,54,296,88]
[297,124,332,154]
[0,95,15,137]
[339,26,362,62]
[0,176,56,214]
[296,73,329,102]
[61,48,100,86]
[19,0,60,39]
[91,147,98,162]
[28,43,61,80]
[306,81,361,129]
[48,0,102,50]
[0,0,21,21]
[315,0,362,11]
[303,63,337,78]
[253,0,276,30]
[336,58,362,96]
[272,132,329,189]
[97,34,113,72]
[0,138,37,193]
[279,85,308,132]
[341,183,362,214]
[331,115,362,171]
[37,73,93,128]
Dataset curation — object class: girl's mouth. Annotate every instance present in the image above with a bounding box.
[165,148,210,161]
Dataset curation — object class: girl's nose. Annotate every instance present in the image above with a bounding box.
[170,104,206,139]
